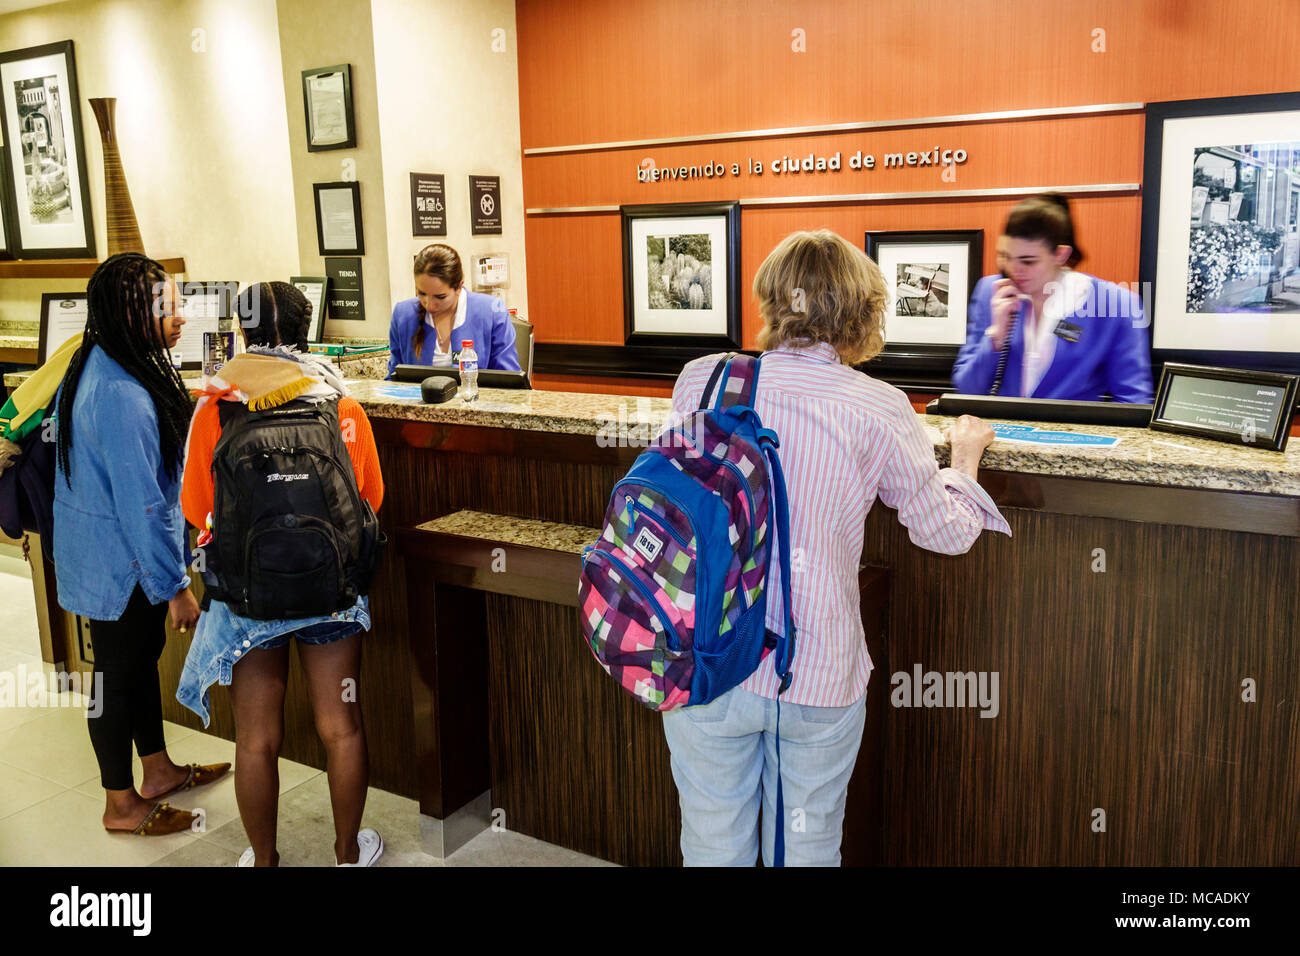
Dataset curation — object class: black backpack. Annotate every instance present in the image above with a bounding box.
[200,397,384,619]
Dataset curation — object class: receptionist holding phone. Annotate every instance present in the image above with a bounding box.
[386,243,520,379]
[952,194,1153,403]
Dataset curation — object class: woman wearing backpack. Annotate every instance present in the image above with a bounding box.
[177,282,386,867]
[53,252,230,836]
[661,230,1010,866]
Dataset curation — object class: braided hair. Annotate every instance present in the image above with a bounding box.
[56,253,194,487]
[236,281,312,352]
[412,244,464,359]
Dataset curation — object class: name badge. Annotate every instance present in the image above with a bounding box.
[1054,320,1083,343]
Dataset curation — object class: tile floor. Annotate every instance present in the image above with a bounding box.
[0,547,613,867]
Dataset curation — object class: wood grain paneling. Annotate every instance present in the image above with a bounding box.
[862,503,1300,865]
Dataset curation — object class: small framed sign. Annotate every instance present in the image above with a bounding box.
[469,174,501,236]
[173,280,236,369]
[290,275,329,343]
[1150,362,1299,452]
[301,64,356,152]
[324,257,364,321]
[313,181,364,256]
[38,290,87,362]
[410,172,445,237]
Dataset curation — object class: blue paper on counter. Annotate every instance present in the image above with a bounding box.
[370,383,424,401]
[990,423,1122,447]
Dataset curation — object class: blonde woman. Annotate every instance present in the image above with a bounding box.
[661,230,1010,866]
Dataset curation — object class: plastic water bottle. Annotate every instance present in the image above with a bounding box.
[459,339,479,402]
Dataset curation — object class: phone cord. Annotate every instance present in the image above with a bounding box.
[989,309,1018,396]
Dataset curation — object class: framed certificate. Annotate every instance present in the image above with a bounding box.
[172,280,236,369]
[290,275,329,343]
[313,181,364,256]
[301,64,355,152]
[38,291,87,361]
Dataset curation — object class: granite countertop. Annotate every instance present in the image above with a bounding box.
[346,380,1300,497]
[417,510,599,553]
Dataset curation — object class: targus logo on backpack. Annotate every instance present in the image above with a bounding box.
[266,474,309,483]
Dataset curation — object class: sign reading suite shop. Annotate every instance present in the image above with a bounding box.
[636,147,970,182]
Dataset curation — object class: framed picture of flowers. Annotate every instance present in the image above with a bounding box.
[1141,91,1300,373]
[621,201,741,348]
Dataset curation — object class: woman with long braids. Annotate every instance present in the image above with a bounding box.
[385,243,520,378]
[54,253,230,836]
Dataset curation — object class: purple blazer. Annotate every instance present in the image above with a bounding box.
[952,273,1153,403]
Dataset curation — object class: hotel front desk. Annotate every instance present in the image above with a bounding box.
[24,382,1300,866]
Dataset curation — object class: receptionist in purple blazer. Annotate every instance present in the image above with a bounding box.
[386,243,520,379]
[952,194,1153,403]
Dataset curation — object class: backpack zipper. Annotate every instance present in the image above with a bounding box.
[621,496,691,553]
[586,547,684,653]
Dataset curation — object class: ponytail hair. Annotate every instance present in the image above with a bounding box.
[1005,192,1083,267]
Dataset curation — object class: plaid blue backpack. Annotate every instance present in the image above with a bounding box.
[578,352,797,862]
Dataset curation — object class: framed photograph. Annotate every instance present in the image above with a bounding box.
[301,64,355,152]
[1141,91,1300,374]
[1150,362,1298,452]
[0,41,95,259]
[865,229,983,387]
[290,275,329,343]
[313,181,364,256]
[621,201,741,348]
[37,291,87,362]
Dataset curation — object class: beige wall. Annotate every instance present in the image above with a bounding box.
[0,0,299,322]
[1,0,527,344]
[371,0,528,321]
[276,0,392,341]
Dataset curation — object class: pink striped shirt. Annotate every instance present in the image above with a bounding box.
[670,343,1011,707]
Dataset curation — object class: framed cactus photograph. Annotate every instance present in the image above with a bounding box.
[621,201,741,347]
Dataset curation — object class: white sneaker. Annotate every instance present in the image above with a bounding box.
[337,828,384,867]
[237,847,255,867]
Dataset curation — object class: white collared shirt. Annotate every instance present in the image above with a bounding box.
[1022,269,1088,397]
[423,285,469,366]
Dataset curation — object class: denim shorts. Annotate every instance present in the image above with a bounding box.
[258,619,364,650]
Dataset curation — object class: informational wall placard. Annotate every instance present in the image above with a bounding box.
[469,175,502,235]
[410,172,446,237]
[38,292,88,362]
[324,257,365,321]
[172,281,233,367]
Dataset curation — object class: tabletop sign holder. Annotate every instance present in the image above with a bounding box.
[1150,363,1299,452]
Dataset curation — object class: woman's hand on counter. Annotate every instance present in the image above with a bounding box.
[947,414,996,479]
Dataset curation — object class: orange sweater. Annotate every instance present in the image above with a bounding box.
[181,396,384,532]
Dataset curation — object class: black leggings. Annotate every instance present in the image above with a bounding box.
[86,585,169,791]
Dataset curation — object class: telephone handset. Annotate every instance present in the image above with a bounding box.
[989,270,1019,397]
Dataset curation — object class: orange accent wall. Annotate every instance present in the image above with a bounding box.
[516,0,1299,354]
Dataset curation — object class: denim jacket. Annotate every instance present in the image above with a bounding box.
[176,595,370,726]
[52,346,189,619]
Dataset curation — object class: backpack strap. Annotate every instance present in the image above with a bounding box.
[703,352,761,413]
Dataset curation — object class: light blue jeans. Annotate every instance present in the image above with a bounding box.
[661,685,867,866]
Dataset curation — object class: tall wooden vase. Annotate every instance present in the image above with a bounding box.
[88,98,146,256]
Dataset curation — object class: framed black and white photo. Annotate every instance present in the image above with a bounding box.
[1141,91,1300,373]
[290,275,329,343]
[37,291,87,362]
[301,64,355,152]
[865,229,983,387]
[0,41,95,259]
[621,201,741,348]
[313,181,364,256]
